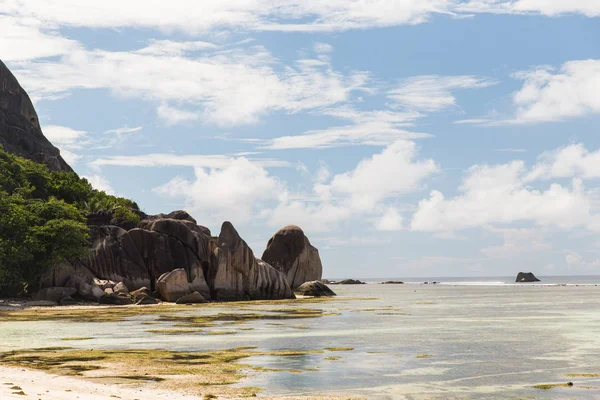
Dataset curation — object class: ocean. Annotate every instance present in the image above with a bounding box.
[2,278,600,399]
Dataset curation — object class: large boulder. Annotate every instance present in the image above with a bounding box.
[33,287,77,303]
[64,274,104,301]
[39,261,95,289]
[0,60,71,171]
[209,222,295,301]
[261,225,322,289]
[129,218,211,298]
[156,269,192,302]
[82,225,151,290]
[516,272,541,283]
[295,281,336,297]
[176,291,207,304]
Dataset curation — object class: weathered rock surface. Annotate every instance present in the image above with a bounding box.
[113,282,129,294]
[64,274,104,301]
[210,222,295,301]
[81,225,151,290]
[381,281,404,284]
[516,272,541,283]
[295,281,336,297]
[0,60,71,171]
[337,279,365,285]
[262,225,322,289]
[33,287,77,303]
[156,269,192,302]
[99,293,133,305]
[176,291,207,304]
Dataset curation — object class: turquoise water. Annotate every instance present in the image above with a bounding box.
[2,283,600,399]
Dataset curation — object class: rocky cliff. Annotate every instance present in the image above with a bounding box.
[0,60,71,172]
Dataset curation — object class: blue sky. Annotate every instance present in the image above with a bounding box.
[2,1,600,278]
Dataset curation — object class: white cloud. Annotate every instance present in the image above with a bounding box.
[565,251,600,274]
[59,149,81,166]
[328,140,439,210]
[90,154,290,169]
[0,16,78,61]
[314,42,333,54]
[375,207,404,231]
[315,162,331,183]
[481,227,551,258]
[0,1,458,34]
[42,125,87,144]
[263,109,428,149]
[388,75,497,112]
[157,103,200,125]
[459,1,600,17]
[411,159,600,233]
[510,59,600,123]
[527,144,600,181]
[315,235,393,247]
[154,158,282,225]
[103,126,143,135]
[83,174,116,195]
[267,140,438,232]
[11,42,369,126]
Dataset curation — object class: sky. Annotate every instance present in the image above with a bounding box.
[2,1,600,279]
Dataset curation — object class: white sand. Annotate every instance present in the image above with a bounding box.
[0,366,359,400]
[0,366,206,400]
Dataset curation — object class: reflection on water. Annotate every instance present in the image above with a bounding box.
[2,284,600,399]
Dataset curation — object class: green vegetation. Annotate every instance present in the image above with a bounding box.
[0,346,322,398]
[533,383,573,390]
[0,147,138,296]
[324,347,354,352]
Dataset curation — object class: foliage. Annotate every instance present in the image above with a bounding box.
[0,146,139,296]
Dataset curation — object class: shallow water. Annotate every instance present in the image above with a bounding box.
[2,284,600,399]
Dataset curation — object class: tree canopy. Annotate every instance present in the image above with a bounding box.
[0,147,139,296]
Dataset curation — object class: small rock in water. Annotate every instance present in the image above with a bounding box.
[295,281,336,297]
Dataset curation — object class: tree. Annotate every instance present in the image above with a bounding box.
[0,146,139,296]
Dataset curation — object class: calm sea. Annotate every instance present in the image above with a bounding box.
[2,279,600,399]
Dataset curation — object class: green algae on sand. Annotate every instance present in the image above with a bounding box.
[0,346,325,398]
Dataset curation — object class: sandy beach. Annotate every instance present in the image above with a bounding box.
[0,365,206,400]
[0,365,359,400]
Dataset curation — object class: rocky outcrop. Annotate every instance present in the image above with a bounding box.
[41,215,295,303]
[262,225,322,289]
[176,291,207,304]
[33,287,77,303]
[295,281,336,297]
[210,222,295,301]
[516,272,541,283]
[0,60,71,171]
[337,279,365,285]
[0,60,311,305]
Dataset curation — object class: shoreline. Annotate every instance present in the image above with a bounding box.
[0,365,361,400]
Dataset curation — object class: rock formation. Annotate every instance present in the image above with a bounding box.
[0,60,308,305]
[39,216,296,303]
[262,225,323,289]
[295,281,336,297]
[337,279,365,285]
[210,222,295,301]
[516,272,541,283]
[0,60,71,171]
